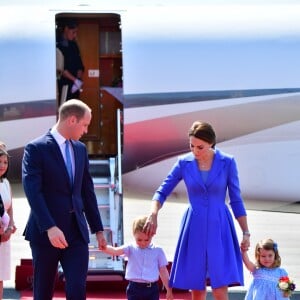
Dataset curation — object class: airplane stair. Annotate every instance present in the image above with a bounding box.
[86,158,125,281]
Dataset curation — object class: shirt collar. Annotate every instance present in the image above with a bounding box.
[136,243,154,250]
[50,126,66,146]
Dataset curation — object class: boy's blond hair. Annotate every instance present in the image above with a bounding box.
[132,216,148,235]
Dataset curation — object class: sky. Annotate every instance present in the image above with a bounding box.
[3,0,300,5]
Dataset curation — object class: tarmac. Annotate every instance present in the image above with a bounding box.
[3,183,300,299]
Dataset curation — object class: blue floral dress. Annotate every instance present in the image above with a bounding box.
[245,267,289,300]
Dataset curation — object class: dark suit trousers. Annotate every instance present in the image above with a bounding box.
[30,216,89,300]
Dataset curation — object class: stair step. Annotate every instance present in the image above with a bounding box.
[89,159,110,178]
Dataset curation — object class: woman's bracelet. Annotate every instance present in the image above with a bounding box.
[243,230,251,236]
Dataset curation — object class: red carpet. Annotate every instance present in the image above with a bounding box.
[20,290,191,299]
[17,260,191,299]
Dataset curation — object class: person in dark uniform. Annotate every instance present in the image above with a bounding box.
[56,19,84,103]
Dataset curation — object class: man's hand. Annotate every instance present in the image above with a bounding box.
[96,231,107,250]
[47,226,68,249]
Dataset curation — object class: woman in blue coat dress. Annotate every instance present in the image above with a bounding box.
[144,121,251,300]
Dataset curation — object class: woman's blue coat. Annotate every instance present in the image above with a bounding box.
[153,148,246,290]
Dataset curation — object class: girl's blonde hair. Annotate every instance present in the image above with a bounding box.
[255,238,281,268]
[132,216,148,235]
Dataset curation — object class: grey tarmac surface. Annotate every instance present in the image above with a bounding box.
[4,183,300,299]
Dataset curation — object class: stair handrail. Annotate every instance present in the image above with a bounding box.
[117,108,122,195]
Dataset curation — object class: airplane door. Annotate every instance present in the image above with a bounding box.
[56,14,123,157]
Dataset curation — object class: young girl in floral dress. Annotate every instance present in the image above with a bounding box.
[241,238,295,299]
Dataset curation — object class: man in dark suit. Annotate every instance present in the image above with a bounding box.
[22,99,107,300]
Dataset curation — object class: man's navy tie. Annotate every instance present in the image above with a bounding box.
[65,140,73,184]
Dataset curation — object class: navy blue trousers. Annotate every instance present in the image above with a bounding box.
[30,217,88,300]
[126,281,159,300]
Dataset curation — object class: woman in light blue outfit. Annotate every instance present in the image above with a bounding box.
[242,238,293,299]
[144,121,251,300]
